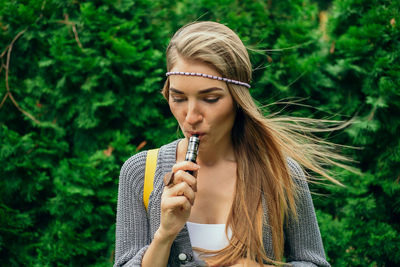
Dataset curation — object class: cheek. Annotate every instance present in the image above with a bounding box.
[213,102,236,126]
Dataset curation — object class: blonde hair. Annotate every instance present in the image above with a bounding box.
[162,21,351,266]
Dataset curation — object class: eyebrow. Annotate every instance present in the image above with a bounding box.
[169,87,224,94]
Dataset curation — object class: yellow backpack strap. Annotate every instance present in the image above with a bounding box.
[143,148,159,211]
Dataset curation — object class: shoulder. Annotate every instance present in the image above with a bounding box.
[118,151,148,195]
[286,157,305,179]
[286,157,310,191]
[118,139,181,185]
[120,150,147,177]
[156,139,180,169]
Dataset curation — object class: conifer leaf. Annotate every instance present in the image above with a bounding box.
[366,96,388,108]
[1,0,399,265]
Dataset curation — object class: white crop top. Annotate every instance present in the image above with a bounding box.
[186,222,232,265]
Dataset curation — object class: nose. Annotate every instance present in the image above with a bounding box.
[185,100,203,126]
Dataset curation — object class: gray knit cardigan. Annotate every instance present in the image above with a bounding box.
[114,139,330,267]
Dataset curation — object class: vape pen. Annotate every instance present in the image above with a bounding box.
[185,134,200,175]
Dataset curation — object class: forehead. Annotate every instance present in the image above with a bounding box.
[169,58,228,92]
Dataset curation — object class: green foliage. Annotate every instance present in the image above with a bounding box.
[314,1,400,266]
[0,0,399,266]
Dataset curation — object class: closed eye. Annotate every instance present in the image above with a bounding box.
[204,97,220,103]
[171,96,186,102]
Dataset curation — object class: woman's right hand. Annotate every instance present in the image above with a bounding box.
[156,161,200,241]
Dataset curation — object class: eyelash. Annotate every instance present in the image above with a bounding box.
[204,97,219,103]
[172,98,185,103]
[171,97,220,103]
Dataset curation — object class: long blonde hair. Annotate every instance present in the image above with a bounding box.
[162,21,351,266]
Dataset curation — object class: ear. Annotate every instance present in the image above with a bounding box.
[162,78,170,100]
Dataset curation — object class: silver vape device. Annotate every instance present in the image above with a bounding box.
[185,135,200,174]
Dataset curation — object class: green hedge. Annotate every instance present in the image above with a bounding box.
[0,0,399,266]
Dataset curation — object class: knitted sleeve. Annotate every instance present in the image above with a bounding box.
[114,151,150,267]
[284,158,331,267]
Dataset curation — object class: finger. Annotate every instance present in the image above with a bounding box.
[162,195,192,211]
[172,170,197,192]
[174,182,196,205]
[172,161,200,173]
[163,172,175,186]
[165,182,195,205]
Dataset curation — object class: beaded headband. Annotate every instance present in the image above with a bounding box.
[166,71,251,89]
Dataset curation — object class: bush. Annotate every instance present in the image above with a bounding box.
[1,0,398,265]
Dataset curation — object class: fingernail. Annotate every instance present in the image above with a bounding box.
[163,172,174,186]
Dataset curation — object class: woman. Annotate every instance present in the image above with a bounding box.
[114,21,345,266]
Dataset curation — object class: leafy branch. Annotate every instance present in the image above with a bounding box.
[0,0,47,124]
[0,28,41,124]
[56,14,84,51]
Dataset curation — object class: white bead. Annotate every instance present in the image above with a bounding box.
[178,253,187,261]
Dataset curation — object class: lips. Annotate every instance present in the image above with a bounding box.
[186,131,205,139]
